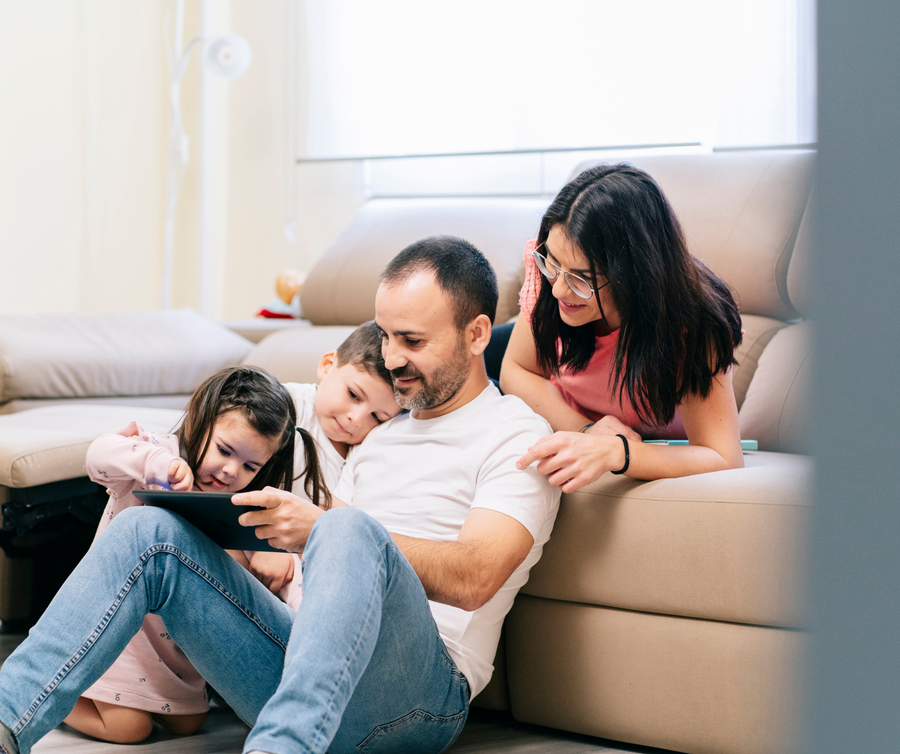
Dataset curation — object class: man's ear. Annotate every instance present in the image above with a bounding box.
[316,351,338,382]
[467,314,493,356]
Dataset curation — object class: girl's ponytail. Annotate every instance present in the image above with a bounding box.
[295,427,332,510]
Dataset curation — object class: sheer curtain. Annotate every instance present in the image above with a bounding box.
[300,0,815,194]
[303,0,815,156]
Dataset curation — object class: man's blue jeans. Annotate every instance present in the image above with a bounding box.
[0,506,469,754]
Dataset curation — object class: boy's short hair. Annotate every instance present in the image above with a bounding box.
[335,321,392,386]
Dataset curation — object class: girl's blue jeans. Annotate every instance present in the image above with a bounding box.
[0,506,469,754]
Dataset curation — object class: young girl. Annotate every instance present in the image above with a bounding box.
[65,365,329,744]
[501,163,745,490]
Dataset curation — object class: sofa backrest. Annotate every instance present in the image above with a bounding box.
[304,150,814,326]
[737,187,814,454]
[0,309,253,412]
[571,150,816,322]
[301,198,549,326]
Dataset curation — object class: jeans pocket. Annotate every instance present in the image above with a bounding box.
[356,708,468,754]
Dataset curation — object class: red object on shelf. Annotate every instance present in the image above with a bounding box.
[256,297,299,319]
[256,308,296,319]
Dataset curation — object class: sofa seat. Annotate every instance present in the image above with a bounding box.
[0,309,253,415]
[0,404,185,626]
[522,452,810,628]
[0,405,184,492]
[497,451,810,754]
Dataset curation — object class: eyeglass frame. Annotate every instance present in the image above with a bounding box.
[531,246,610,300]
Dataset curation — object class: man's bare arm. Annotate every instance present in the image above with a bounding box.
[235,489,533,611]
[392,508,534,612]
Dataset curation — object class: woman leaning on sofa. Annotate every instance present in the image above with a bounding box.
[500,163,745,492]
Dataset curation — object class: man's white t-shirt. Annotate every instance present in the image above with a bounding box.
[334,383,560,697]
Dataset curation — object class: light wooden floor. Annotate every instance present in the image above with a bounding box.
[0,633,670,754]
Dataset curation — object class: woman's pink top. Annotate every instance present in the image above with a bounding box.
[519,241,686,439]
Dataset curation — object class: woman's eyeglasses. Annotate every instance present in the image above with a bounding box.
[531,248,610,300]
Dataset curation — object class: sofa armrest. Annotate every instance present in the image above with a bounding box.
[0,310,253,406]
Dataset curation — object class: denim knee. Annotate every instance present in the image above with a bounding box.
[305,508,391,562]
[311,506,389,541]
[104,505,193,546]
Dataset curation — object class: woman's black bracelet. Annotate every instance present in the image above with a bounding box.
[610,433,630,475]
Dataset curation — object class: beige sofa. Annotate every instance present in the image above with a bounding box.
[0,150,813,754]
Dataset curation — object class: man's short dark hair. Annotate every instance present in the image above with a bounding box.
[335,321,392,386]
[380,236,499,329]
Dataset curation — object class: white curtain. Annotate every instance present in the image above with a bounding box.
[302,0,816,159]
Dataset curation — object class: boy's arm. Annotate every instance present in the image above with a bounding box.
[247,551,295,593]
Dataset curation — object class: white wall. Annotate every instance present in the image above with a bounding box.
[0,0,362,320]
[221,0,364,321]
[0,2,167,315]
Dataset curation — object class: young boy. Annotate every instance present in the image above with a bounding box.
[238,320,400,607]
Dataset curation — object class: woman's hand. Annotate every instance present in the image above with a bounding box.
[167,458,194,491]
[516,431,628,493]
[584,415,642,442]
[248,551,295,594]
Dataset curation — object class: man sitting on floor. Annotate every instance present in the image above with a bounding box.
[0,236,560,754]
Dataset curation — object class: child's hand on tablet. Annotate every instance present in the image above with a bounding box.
[167,458,194,491]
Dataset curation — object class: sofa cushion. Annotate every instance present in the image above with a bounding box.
[243,326,357,385]
[787,190,813,319]
[300,198,549,327]
[0,405,184,488]
[0,395,191,416]
[739,321,812,455]
[572,150,815,321]
[0,310,253,406]
[521,452,811,629]
[732,313,788,410]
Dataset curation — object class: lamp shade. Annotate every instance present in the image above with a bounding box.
[204,33,252,80]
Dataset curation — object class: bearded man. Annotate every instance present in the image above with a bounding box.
[0,236,559,754]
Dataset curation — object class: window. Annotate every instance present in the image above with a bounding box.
[296,0,816,196]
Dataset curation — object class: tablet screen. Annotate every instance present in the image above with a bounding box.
[133,490,281,552]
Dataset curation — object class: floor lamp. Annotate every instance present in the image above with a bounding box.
[161,0,252,315]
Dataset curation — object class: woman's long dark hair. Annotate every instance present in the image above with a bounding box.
[176,366,331,508]
[531,163,742,428]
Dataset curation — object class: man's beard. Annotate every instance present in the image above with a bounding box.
[390,336,469,411]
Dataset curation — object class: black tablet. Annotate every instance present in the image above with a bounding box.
[133,490,281,552]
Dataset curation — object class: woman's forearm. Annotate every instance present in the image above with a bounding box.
[499,361,588,432]
[622,439,743,481]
